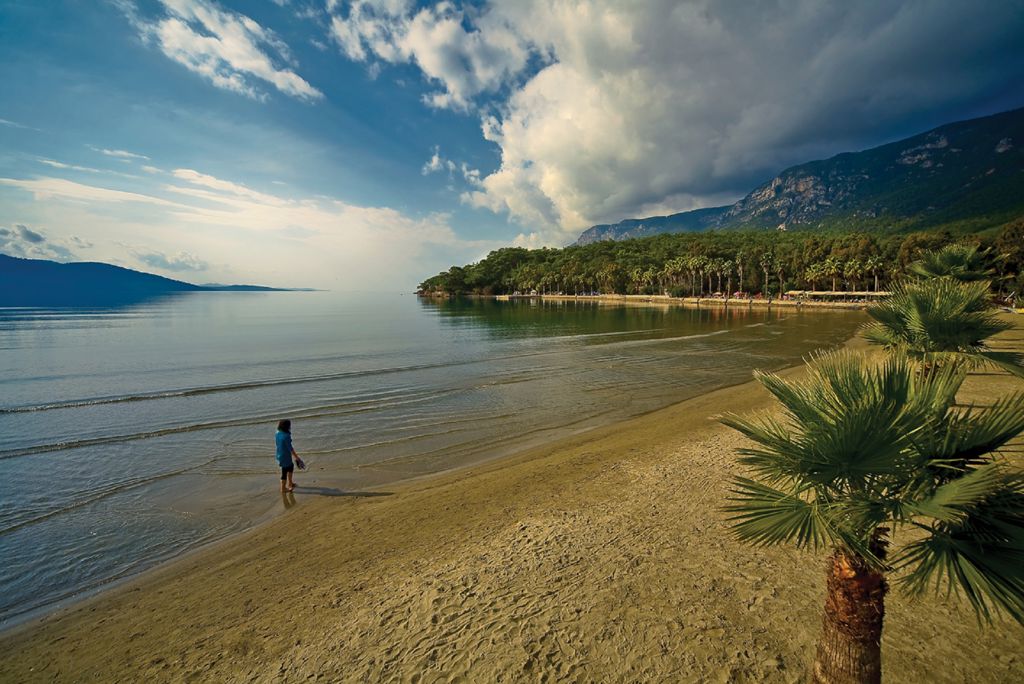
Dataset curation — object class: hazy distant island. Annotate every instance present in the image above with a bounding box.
[0,254,313,306]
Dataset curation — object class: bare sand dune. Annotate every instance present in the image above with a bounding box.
[2,329,1023,682]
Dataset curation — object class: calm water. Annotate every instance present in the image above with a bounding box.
[0,292,864,626]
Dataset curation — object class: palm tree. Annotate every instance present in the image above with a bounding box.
[844,258,864,292]
[759,252,775,298]
[628,267,644,294]
[824,256,843,292]
[736,251,747,296]
[804,263,823,291]
[909,244,995,281]
[695,256,708,296]
[862,278,1024,377]
[722,259,735,298]
[721,349,1024,683]
[864,255,884,292]
[685,256,701,296]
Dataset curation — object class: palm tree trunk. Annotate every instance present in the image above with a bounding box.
[812,549,887,684]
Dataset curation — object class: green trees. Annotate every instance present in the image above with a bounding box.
[417,223,1022,299]
[722,350,1024,683]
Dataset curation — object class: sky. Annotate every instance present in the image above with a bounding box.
[1,1,1023,290]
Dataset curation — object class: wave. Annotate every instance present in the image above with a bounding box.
[0,389,460,460]
[0,329,706,414]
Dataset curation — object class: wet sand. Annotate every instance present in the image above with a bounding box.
[2,326,1023,682]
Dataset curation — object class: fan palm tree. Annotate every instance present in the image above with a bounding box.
[722,259,735,298]
[862,278,1024,378]
[908,244,995,281]
[721,349,1024,683]
[735,251,747,296]
[824,256,843,292]
[760,252,776,298]
[864,255,884,292]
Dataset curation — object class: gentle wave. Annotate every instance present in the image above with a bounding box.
[0,329,721,414]
[0,389,460,460]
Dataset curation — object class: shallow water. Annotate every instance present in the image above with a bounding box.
[0,291,864,626]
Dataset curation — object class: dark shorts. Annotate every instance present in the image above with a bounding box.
[280,465,294,480]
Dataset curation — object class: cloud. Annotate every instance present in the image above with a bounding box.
[90,146,150,161]
[327,1,1024,245]
[328,1,531,110]
[0,177,187,208]
[123,0,322,101]
[421,146,456,175]
[1,169,500,288]
[0,118,40,131]
[0,224,77,260]
[134,249,209,272]
[38,158,105,173]
[169,167,287,205]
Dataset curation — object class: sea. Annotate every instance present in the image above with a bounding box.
[0,291,865,627]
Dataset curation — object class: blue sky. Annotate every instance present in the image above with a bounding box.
[1,1,1023,289]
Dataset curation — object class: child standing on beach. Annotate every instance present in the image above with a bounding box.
[276,419,304,493]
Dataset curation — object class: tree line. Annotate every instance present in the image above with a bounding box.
[419,219,1024,301]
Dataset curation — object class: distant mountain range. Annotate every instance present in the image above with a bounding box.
[576,106,1024,244]
[0,255,308,306]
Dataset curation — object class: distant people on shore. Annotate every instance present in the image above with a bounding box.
[275,419,305,493]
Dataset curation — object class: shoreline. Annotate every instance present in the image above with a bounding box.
[427,292,877,310]
[3,327,1022,681]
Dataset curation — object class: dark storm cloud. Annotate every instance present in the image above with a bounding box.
[409,0,1024,241]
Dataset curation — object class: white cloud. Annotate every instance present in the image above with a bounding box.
[90,146,150,161]
[0,177,187,208]
[38,158,105,173]
[134,249,209,272]
[328,1,531,110]
[125,0,322,101]
[0,118,40,131]
[0,171,499,289]
[421,146,456,175]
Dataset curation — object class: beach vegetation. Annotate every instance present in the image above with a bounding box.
[862,278,1024,378]
[720,350,1024,683]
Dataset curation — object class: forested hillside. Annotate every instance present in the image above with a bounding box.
[420,220,1024,299]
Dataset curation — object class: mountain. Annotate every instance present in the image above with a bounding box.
[575,106,1024,244]
[0,255,293,306]
[575,205,730,244]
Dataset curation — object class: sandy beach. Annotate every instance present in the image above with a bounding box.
[2,326,1023,683]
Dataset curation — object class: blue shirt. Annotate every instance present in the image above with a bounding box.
[275,430,293,468]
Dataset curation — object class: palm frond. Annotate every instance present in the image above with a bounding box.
[725,477,838,549]
[903,464,1008,524]
[907,244,996,282]
[976,351,1024,379]
[920,392,1024,474]
[896,473,1024,625]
